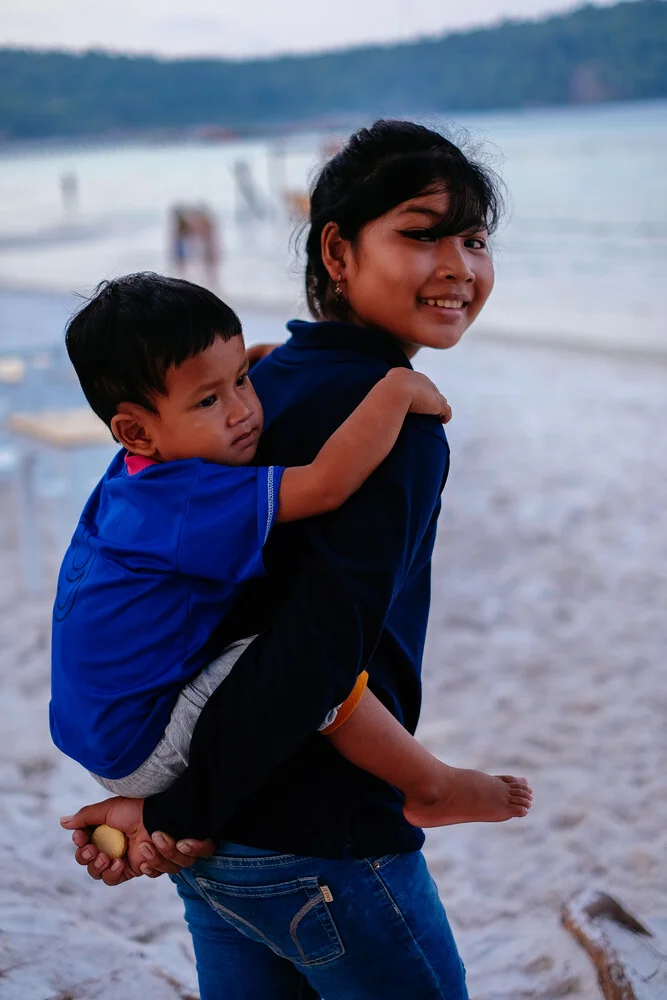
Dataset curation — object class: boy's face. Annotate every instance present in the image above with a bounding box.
[150,334,263,465]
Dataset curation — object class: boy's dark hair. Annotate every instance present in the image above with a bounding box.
[66,272,242,428]
[305,119,504,320]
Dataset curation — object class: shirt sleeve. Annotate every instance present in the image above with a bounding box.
[143,410,447,841]
[177,463,284,583]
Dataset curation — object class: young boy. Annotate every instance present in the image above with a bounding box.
[51,273,532,842]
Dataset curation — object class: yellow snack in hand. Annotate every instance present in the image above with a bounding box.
[91,824,128,860]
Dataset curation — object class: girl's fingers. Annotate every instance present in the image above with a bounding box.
[140,865,163,878]
[101,862,135,886]
[75,844,99,866]
[60,801,111,830]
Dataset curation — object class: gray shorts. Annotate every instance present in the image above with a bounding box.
[91,636,340,798]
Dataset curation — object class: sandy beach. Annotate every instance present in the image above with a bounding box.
[0,315,665,999]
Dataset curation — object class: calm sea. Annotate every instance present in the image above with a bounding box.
[0,100,665,354]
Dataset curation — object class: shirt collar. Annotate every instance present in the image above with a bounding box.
[125,453,158,475]
[285,319,412,370]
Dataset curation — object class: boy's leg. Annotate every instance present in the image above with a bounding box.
[326,687,533,827]
[177,843,467,1000]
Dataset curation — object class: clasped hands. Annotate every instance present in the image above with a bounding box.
[60,795,215,886]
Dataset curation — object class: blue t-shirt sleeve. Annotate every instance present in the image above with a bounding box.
[177,463,284,583]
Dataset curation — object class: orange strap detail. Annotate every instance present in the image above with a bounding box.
[319,670,369,735]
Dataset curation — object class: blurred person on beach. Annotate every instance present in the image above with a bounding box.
[233,159,267,222]
[170,206,191,270]
[195,206,221,287]
[62,120,531,1000]
[170,205,220,286]
[60,170,78,211]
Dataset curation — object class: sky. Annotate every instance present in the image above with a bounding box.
[2,0,626,59]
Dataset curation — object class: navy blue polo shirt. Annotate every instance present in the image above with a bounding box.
[143,319,450,859]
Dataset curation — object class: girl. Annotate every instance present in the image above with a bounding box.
[65,120,521,999]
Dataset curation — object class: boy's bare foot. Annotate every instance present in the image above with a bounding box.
[403,766,533,829]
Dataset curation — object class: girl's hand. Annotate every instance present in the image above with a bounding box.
[61,797,215,886]
[386,369,452,424]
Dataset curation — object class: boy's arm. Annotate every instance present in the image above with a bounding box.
[277,369,450,522]
[247,343,282,366]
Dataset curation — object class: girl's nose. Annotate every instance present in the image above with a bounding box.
[434,241,475,283]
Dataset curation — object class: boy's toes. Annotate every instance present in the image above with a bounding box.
[509,781,532,797]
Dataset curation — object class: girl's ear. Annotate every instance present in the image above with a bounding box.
[110,403,157,456]
[321,221,351,282]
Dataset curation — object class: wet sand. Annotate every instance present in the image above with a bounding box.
[0,323,665,998]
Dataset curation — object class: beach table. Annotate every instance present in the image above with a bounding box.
[7,408,115,593]
[0,357,25,385]
[0,357,28,495]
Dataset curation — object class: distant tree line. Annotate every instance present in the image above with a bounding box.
[1,0,666,140]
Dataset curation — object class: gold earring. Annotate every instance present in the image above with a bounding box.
[334,276,344,298]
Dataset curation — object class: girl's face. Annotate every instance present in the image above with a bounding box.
[326,186,495,356]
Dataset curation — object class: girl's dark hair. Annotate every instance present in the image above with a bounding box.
[66,272,241,428]
[305,119,503,320]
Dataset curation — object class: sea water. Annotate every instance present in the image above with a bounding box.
[0,99,665,353]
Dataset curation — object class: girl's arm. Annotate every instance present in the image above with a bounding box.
[277,369,450,522]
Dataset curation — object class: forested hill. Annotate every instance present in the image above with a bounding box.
[2,0,666,140]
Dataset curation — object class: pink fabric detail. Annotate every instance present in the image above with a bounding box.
[125,453,158,475]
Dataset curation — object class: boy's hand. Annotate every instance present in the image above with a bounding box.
[387,369,452,424]
[61,797,215,886]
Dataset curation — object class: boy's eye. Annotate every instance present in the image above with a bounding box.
[197,394,217,408]
[465,236,487,250]
[236,373,249,388]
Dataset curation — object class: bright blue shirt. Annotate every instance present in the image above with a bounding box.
[50,452,283,778]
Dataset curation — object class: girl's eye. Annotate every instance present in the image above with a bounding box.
[465,236,487,250]
[400,229,438,243]
[236,373,248,388]
[197,394,217,408]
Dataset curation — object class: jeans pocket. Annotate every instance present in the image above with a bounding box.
[193,873,345,967]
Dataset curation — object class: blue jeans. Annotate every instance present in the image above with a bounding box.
[170,841,468,999]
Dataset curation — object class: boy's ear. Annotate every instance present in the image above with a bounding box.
[110,403,157,456]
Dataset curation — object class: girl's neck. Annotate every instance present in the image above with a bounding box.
[320,312,421,360]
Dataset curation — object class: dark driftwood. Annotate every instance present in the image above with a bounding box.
[562,890,667,1000]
